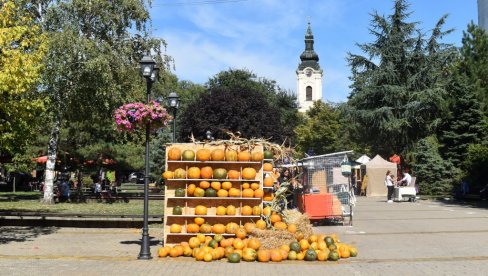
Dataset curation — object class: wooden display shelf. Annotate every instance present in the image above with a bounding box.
[163,143,264,246]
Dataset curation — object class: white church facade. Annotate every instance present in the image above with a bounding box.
[296,22,323,113]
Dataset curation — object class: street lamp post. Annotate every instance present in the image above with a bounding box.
[167,92,180,143]
[138,53,159,260]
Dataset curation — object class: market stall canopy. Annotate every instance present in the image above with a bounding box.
[365,155,397,197]
[355,155,371,164]
[34,156,48,163]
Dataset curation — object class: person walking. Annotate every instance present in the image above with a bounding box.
[385,170,395,203]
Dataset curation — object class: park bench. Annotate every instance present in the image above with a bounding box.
[115,183,164,202]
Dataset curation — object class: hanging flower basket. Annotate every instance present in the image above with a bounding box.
[114,101,172,132]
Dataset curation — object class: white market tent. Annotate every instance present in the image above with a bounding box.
[356,155,371,164]
[365,155,397,197]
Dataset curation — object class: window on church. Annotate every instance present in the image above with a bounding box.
[306,86,312,101]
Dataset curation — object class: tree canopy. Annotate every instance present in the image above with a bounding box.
[345,0,456,157]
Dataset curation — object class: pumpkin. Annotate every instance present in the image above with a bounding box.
[349,247,358,257]
[216,205,227,215]
[225,149,238,161]
[237,151,251,161]
[241,167,256,180]
[263,192,274,201]
[251,152,264,162]
[172,206,183,215]
[263,162,273,171]
[289,241,301,253]
[250,182,260,190]
[213,168,227,179]
[203,252,213,262]
[247,238,261,250]
[205,187,217,197]
[217,189,228,197]
[304,249,317,261]
[208,240,219,249]
[270,249,283,262]
[162,171,174,179]
[187,167,201,179]
[210,181,221,190]
[170,224,182,233]
[200,166,213,179]
[270,214,282,223]
[255,219,266,230]
[226,205,237,215]
[242,182,250,189]
[287,223,297,233]
[198,180,210,189]
[195,205,207,215]
[228,188,241,197]
[194,217,205,225]
[227,170,240,179]
[244,222,256,233]
[241,205,253,215]
[257,249,270,262]
[242,188,254,198]
[212,223,226,234]
[263,150,273,160]
[211,149,225,161]
[193,187,205,197]
[242,248,257,262]
[196,148,211,161]
[328,250,340,261]
[175,188,185,197]
[222,181,232,190]
[227,252,240,263]
[186,184,196,196]
[262,206,271,216]
[199,223,212,233]
[235,227,247,239]
[167,147,182,160]
[182,149,195,161]
[186,223,200,233]
[254,189,264,198]
[225,222,239,234]
[288,251,297,260]
[232,238,244,249]
[252,206,262,216]
[274,221,287,230]
[174,168,186,179]
[263,176,274,187]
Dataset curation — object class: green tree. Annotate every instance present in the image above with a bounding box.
[411,136,457,195]
[459,23,488,114]
[178,69,298,143]
[40,0,166,204]
[295,101,340,157]
[438,73,486,166]
[0,0,47,159]
[345,0,456,157]
[464,144,488,191]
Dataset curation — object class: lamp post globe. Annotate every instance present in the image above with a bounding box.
[138,53,157,260]
[167,92,180,143]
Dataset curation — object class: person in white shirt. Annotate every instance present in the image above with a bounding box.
[400,171,412,186]
[385,170,395,203]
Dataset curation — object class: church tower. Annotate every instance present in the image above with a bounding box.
[296,21,323,113]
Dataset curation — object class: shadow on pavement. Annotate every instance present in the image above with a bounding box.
[0,226,58,245]
[120,236,160,246]
[437,198,488,209]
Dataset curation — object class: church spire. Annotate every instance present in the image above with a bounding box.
[298,21,320,70]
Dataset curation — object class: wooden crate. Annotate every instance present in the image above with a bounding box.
[163,143,264,246]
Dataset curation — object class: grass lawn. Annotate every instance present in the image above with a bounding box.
[0,192,164,216]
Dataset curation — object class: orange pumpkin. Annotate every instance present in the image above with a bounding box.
[237,151,251,161]
[196,148,211,161]
[217,189,228,197]
[274,221,287,230]
[199,180,210,189]
[221,181,232,190]
[195,205,207,215]
[187,183,196,196]
[162,170,174,179]
[242,188,254,198]
[227,170,240,179]
[287,223,297,233]
[232,238,245,249]
[251,152,264,162]
[242,182,250,189]
[235,227,247,239]
[226,222,239,234]
[252,206,262,216]
[241,167,256,180]
[263,206,271,216]
[211,149,225,161]
[250,182,260,190]
[167,147,181,160]
[263,192,274,201]
[186,223,200,233]
[216,205,227,215]
[244,222,256,233]
[257,249,270,262]
[228,188,241,197]
[270,249,283,262]
[255,219,267,230]
[226,205,237,215]
[241,205,253,215]
[212,223,226,234]
[263,176,274,187]
[247,238,261,250]
[170,224,182,233]
[200,166,213,179]
[253,189,264,198]
[187,167,201,179]
[199,223,212,233]
[194,217,205,225]
[263,162,273,171]
[270,214,282,223]
[225,149,238,161]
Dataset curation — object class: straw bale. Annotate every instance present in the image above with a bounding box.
[249,228,296,250]
[282,209,313,239]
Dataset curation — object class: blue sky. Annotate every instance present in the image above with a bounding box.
[150,0,478,103]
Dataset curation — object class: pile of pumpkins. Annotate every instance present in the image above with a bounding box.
[163,147,274,164]
[171,179,264,199]
[158,231,358,263]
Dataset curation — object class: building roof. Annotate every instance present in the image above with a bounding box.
[298,22,320,70]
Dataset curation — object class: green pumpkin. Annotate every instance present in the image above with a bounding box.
[205,187,217,197]
[213,168,227,179]
[304,249,317,261]
[324,236,334,247]
[227,252,241,263]
[263,150,273,160]
[172,206,183,215]
[175,188,185,197]
[208,239,219,249]
[289,241,301,253]
[328,250,340,261]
